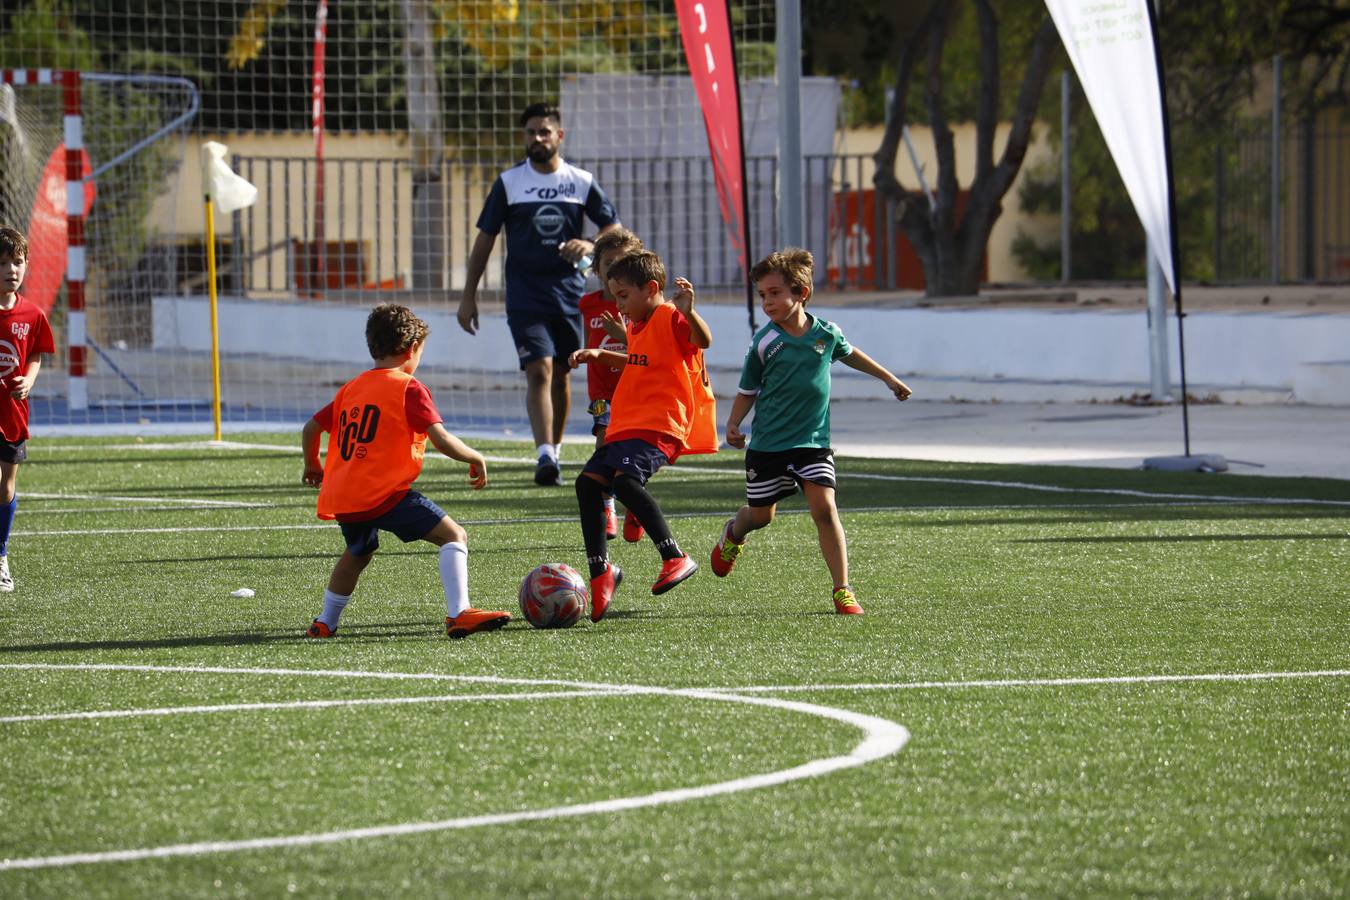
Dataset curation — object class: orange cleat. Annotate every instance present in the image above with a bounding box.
[306,619,336,638]
[832,587,864,616]
[589,563,623,623]
[446,608,512,638]
[622,510,644,543]
[604,503,618,540]
[709,518,744,577]
[652,554,698,595]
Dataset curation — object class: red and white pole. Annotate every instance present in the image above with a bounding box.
[59,69,88,412]
[311,0,328,295]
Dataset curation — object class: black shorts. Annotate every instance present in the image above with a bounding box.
[507,311,584,369]
[744,447,837,507]
[582,438,670,486]
[0,439,28,465]
[337,491,447,557]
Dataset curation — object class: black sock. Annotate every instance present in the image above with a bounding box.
[611,473,682,561]
[575,473,611,578]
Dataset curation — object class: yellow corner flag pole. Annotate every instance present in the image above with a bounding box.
[200,142,258,443]
[204,195,223,441]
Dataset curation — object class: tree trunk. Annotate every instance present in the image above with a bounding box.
[874,2,1059,298]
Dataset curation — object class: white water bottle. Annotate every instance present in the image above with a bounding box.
[560,241,593,276]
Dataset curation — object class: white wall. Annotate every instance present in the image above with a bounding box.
[153,297,1350,406]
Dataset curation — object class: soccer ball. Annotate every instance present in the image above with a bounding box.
[519,562,588,629]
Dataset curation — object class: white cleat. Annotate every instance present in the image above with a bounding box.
[0,556,13,592]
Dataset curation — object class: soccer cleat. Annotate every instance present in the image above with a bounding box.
[589,563,623,623]
[306,619,336,638]
[652,554,698,595]
[710,518,744,577]
[0,556,12,593]
[832,587,865,616]
[446,608,512,638]
[604,503,618,540]
[534,455,562,487]
[622,510,644,542]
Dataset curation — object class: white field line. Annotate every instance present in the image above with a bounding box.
[15,498,1348,538]
[0,688,630,724]
[720,669,1350,694]
[0,664,909,872]
[24,491,262,508]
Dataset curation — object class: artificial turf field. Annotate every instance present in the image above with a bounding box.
[1,434,1347,898]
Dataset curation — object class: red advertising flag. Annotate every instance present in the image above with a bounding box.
[24,144,95,315]
[675,0,748,274]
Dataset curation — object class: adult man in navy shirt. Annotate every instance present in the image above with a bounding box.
[457,103,621,486]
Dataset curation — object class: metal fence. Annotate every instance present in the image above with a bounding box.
[227,132,1349,300]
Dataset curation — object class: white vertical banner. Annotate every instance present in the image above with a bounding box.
[1043,0,1175,292]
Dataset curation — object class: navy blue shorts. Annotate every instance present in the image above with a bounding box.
[0,439,27,465]
[582,438,670,486]
[507,310,584,369]
[744,447,837,507]
[337,491,447,556]
[587,398,612,435]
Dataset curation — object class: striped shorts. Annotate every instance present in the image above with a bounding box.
[743,447,837,507]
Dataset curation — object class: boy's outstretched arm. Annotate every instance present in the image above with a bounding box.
[671,277,712,349]
[427,423,488,489]
[724,392,756,449]
[840,348,913,401]
[301,418,325,486]
[569,348,627,369]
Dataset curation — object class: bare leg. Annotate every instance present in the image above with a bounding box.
[550,362,571,446]
[524,357,554,448]
[731,503,775,542]
[327,549,374,597]
[803,482,848,589]
[0,460,17,505]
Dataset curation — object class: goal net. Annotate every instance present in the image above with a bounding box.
[2,2,798,438]
[1,69,198,422]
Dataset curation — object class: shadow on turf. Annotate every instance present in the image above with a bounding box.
[1012,532,1349,544]
[0,620,452,653]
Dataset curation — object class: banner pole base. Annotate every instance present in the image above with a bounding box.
[1142,453,1228,473]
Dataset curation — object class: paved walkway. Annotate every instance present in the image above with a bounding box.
[820,398,1350,480]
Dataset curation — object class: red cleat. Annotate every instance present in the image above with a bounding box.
[604,503,618,540]
[622,510,644,543]
[832,587,865,616]
[305,619,336,639]
[652,554,698,595]
[446,608,512,638]
[589,563,623,622]
[710,518,744,577]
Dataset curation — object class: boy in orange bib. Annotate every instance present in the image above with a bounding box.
[301,304,511,639]
[569,251,717,622]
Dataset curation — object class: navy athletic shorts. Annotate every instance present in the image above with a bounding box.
[507,310,584,369]
[337,490,447,556]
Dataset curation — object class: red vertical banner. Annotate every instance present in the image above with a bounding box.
[310,0,329,295]
[675,0,748,276]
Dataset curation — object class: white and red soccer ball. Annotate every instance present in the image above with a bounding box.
[519,562,587,629]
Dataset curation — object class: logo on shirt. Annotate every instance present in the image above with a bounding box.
[626,352,649,367]
[814,340,826,355]
[532,204,566,238]
[338,404,381,461]
[524,183,577,200]
[11,322,30,341]
[0,339,18,379]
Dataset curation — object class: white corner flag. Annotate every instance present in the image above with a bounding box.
[201,141,257,214]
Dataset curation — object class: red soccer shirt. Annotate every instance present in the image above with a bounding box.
[578,289,625,403]
[0,295,56,442]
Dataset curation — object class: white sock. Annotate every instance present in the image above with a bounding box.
[536,443,555,462]
[604,495,615,514]
[441,542,470,618]
[319,589,350,628]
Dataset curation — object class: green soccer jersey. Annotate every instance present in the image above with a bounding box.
[738,313,853,452]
